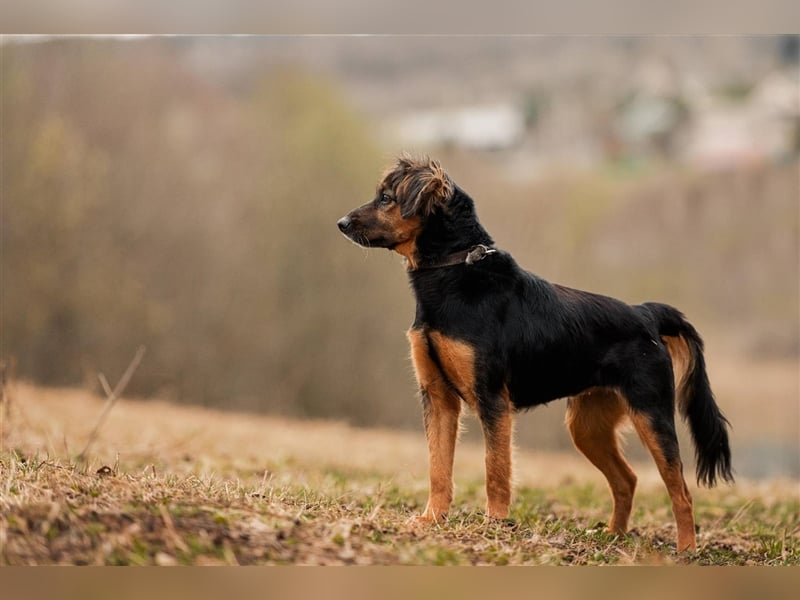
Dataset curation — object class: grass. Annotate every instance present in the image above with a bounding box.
[1,382,798,565]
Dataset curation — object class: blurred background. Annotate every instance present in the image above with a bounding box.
[2,35,798,478]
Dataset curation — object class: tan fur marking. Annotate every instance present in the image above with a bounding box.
[376,204,422,268]
[630,411,697,552]
[566,388,637,533]
[427,331,478,410]
[483,388,514,519]
[407,329,461,523]
[408,329,437,389]
[663,335,694,414]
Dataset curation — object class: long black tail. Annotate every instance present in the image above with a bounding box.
[641,302,734,487]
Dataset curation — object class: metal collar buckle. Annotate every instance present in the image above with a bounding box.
[465,244,496,265]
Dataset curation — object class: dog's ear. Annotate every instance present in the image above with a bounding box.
[399,158,454,219]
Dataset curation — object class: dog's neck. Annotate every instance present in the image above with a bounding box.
[413,187,494,269]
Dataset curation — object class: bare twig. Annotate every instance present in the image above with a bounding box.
[77,345,146,461]
[98,373,113,399]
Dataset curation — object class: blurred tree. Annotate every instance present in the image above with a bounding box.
[2,41,420,427]
[3,58,109,382]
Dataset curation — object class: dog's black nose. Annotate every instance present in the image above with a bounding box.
[337,217,352,233]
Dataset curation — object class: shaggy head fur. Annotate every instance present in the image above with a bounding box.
[379,154,455,218]
[336,154,461,268]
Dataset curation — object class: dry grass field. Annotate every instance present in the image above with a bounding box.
[1,381,798,566]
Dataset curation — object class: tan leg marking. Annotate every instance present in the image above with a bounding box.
[408,329,461,523]
[482,388,514,519]
[630,412,696,552]
[566,388,637,534]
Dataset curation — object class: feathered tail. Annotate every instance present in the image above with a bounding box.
[641,302,734,487]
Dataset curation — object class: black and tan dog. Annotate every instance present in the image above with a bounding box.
[337,154,732,552]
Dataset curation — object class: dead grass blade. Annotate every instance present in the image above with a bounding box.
[77,345,146,461]
[158,504,190,555]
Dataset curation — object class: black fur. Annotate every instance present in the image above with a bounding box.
[412,185,731,485]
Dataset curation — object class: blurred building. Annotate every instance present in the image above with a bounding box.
[391,103,526,151]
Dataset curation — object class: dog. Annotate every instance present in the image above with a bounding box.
[337,154,733,552]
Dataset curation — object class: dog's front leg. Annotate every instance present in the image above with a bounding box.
[408,329,462,524]
[415,387,461,523]
[480,401,514,520]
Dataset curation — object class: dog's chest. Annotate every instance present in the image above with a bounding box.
[407,328,481,409]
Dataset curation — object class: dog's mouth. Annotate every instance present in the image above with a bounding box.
[337,216,393,249]
[343,230,394,249]
[342,229,372,247]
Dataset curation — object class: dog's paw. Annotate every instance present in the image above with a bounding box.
[484,505,510,521]
[406,510,445,527]
[405,514,432,527]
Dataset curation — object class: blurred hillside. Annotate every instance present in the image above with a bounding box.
[1,38,798,474]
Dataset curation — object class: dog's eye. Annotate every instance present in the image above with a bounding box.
[379,193,394,206]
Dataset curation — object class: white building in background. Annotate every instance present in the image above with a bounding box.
[683,70,799,170]
[751,70,800,117]
[391,103,526,151]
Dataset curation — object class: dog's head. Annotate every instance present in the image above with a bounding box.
[337,154,454,267]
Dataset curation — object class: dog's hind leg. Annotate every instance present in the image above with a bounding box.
[629,409,696,551]
[566,388,637,534]
[622,358,696,552]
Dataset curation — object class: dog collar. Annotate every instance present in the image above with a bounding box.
[412,244,497,271]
